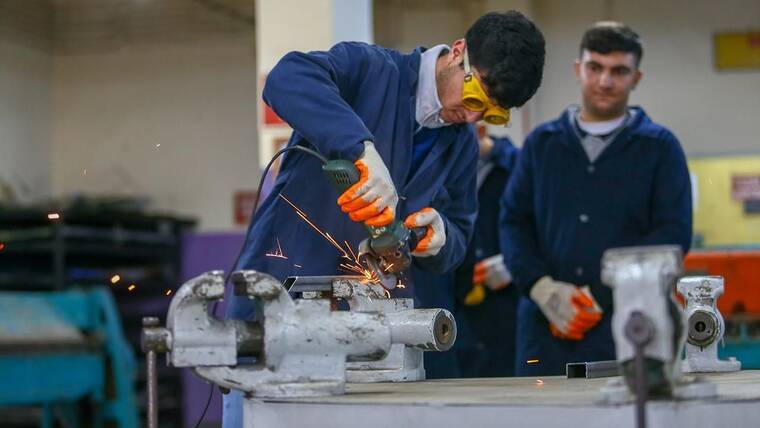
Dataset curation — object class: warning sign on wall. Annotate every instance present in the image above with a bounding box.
[234,190,259,226]
[732,175,760,201]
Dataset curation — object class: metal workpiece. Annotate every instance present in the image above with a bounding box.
[385,308,456,351]
[346,296,457,383]
[566,360,619,379]
[345,298,423,382]
[678,276,741,373]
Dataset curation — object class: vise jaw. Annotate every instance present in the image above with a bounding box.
[678,276,741,373]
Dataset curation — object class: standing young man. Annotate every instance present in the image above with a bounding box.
[501,22,692,376]
[224,11,545,426]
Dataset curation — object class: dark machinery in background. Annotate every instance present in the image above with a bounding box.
[0,199,194,427]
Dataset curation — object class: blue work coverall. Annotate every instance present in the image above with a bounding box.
[500,107,692,376]
[223,42,478,426]
[453,136,520,377]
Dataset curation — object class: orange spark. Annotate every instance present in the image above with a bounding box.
[165,289,173,296]
[127,284,136,291]
[279,193,372,276]
[265,238,288,259]
[345,241,359,263]
[48,213,61,220]
[383,263,395,272]
[110,275,121,284]
[527,359,540,364]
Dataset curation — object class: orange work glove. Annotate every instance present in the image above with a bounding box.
[473,254,512,291]
[404,208,445,257]
[337,141,398,227]
[529,276,603,341]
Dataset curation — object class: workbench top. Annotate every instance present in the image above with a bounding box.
[244,371,760,428]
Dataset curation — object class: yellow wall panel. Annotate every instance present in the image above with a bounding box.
[689,156,760,246]
[714,32,760,70]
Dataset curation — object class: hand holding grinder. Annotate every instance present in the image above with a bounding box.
[324,141,430,290]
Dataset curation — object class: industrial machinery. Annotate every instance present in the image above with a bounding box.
[287,275,456,382]
[678,276,741,373]
[142,270,456,426]
[0,288,138,428]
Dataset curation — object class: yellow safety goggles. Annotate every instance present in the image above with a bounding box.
[462,48,511,126]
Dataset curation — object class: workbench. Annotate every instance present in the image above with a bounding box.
[244,370,760,428]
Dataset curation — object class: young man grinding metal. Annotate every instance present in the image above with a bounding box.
[222,11,545,427]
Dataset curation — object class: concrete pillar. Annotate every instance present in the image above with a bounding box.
[255,0,373,168]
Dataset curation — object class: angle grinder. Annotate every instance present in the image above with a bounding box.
[323,159,426,290]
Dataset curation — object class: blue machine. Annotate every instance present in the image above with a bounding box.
[0,287,138,428]
[721,324,760,369]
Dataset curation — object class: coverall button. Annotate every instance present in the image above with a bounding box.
[576,267,584,276]
[587,165,595,173]
[579,214,589,223]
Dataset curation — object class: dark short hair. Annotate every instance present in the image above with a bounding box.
[580,21,643,67]
[465,11,545,108]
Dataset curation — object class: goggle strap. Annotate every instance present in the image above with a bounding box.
[463,45,471,73]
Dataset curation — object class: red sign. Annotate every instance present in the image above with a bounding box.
[732,175,760,201]
[260,73,287,126]
[234,190,259,226]
[263,102,286,125]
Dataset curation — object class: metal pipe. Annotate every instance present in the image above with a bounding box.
[566,360,619,379]
[142,317,160,428]
[283,275,363,293]
[386,309,457,351]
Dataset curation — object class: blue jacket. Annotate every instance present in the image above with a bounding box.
[454,136,519,304]
[500,107,692,310]
[228,42,478,321]
[453,136,520,377]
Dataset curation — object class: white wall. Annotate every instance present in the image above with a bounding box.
[51,40,258,231]
[532,0,760,156]
[0,40,52,203]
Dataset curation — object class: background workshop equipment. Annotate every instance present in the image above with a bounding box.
[1,0,759,427]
